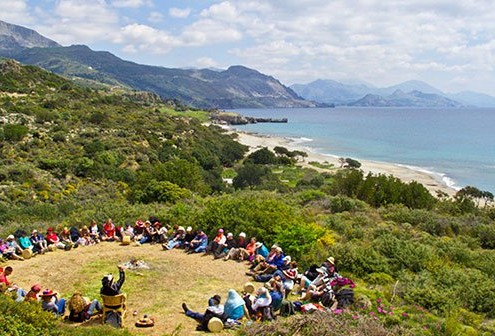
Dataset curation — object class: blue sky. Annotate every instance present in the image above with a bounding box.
[2,0,495,95]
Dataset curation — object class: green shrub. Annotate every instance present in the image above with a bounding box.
[2,123,29,142]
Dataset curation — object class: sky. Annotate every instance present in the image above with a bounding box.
[2,0,495,95]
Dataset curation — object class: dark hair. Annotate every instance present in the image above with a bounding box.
[212,295,221,304]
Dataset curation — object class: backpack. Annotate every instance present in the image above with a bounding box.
[279,300,295,317]
[335,288,354,309]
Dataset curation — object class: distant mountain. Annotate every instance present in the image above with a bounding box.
[449,91,495,108]
[291,78,495,107]
[0,20,59,52]
[379,80,444,96]
[0,21,315,109]
[290,79,372,105]
[349,89,464,107]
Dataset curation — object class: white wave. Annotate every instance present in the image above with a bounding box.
[396,164,461,191]
[288,137,313,144]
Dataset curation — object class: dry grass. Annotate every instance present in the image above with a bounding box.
[7,243,252,335]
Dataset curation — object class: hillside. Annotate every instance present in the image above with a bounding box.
[349,89,464,107]
[0,20,315,109]
[2,61,495,336]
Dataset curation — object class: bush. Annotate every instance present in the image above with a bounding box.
[2,124,29,142]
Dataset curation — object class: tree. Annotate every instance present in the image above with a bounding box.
[273,146,290,157]
[233,164,273,189]
[345,158,361,169]
[245,147,278,165]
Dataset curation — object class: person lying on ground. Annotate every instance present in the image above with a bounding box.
[182,294,226,331]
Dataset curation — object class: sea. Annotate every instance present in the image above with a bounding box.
[230,107,495,194]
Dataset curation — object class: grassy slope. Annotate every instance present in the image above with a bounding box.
[9,243,251,335]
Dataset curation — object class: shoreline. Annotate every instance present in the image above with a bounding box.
[227,127,457,197]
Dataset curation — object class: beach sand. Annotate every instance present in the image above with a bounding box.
[229,128,457,197]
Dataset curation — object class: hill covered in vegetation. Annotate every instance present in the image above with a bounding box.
[1,59,495,336]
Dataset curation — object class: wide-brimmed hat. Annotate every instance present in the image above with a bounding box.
[283,256,291,263]
[177,226,185,232]
[243,282,255,294]
[40,289,57,298]
[186,226,192,232]
[6,234,14,240]
[239,232,246,238]
[327,256,335,265]
[254,242,262,249]
[227,232,233,238]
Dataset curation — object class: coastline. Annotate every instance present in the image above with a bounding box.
[228,127,457,197]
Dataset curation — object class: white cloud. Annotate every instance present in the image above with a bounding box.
[112,0,152,8]
[194,57,219,68]
[169,7,191,19]
[148,11,164,23]
[180,19,242,46]
[114,23,177,53]
[0,0,33,24]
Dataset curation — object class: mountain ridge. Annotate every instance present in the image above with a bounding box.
[291,78,495,107]
[0,21,317,109]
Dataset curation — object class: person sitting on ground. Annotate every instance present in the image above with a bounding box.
[214,232,237,259]
[30,230,48,254]
[182,294,226,331]
[59,227,75,249]
[79,225,93,245]
[137,221,154,244]
[154,222,167,243]
[25,283,42,302]
[100,265,125,296]
[250,246,285,281]
[206,228,226,255]
[242,282,256,316]
[224,289,249,320]
[163,226,185,250]
[5,235,24,257]
[89,220,100,243]
[267,273,285,311]
[134,220,146,236]
[251,287,272,320]
[101,218,117,242]
[40,289,66,316]
[0,266,26,299]
[299,264,320,293]
[68,290,103,322]
[70,226,85,246]
[223,232,247,261]
[45,228,66,250]
[18,231,35,254]
[182,226,196,250]
[187,230,208,254]
[1,237,23,260]
[281,260,299,296]
[121,223,135,241]
[239,237,257,262]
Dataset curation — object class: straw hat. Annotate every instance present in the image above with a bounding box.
[327,256,335,265]
[207,317,224,332]
[243,282,255,294]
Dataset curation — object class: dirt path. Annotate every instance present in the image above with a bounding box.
[6,242,252,335]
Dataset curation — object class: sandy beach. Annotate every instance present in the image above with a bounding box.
[229,128,457,197]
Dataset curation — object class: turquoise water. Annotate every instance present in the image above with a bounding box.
[231,107,495,194]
